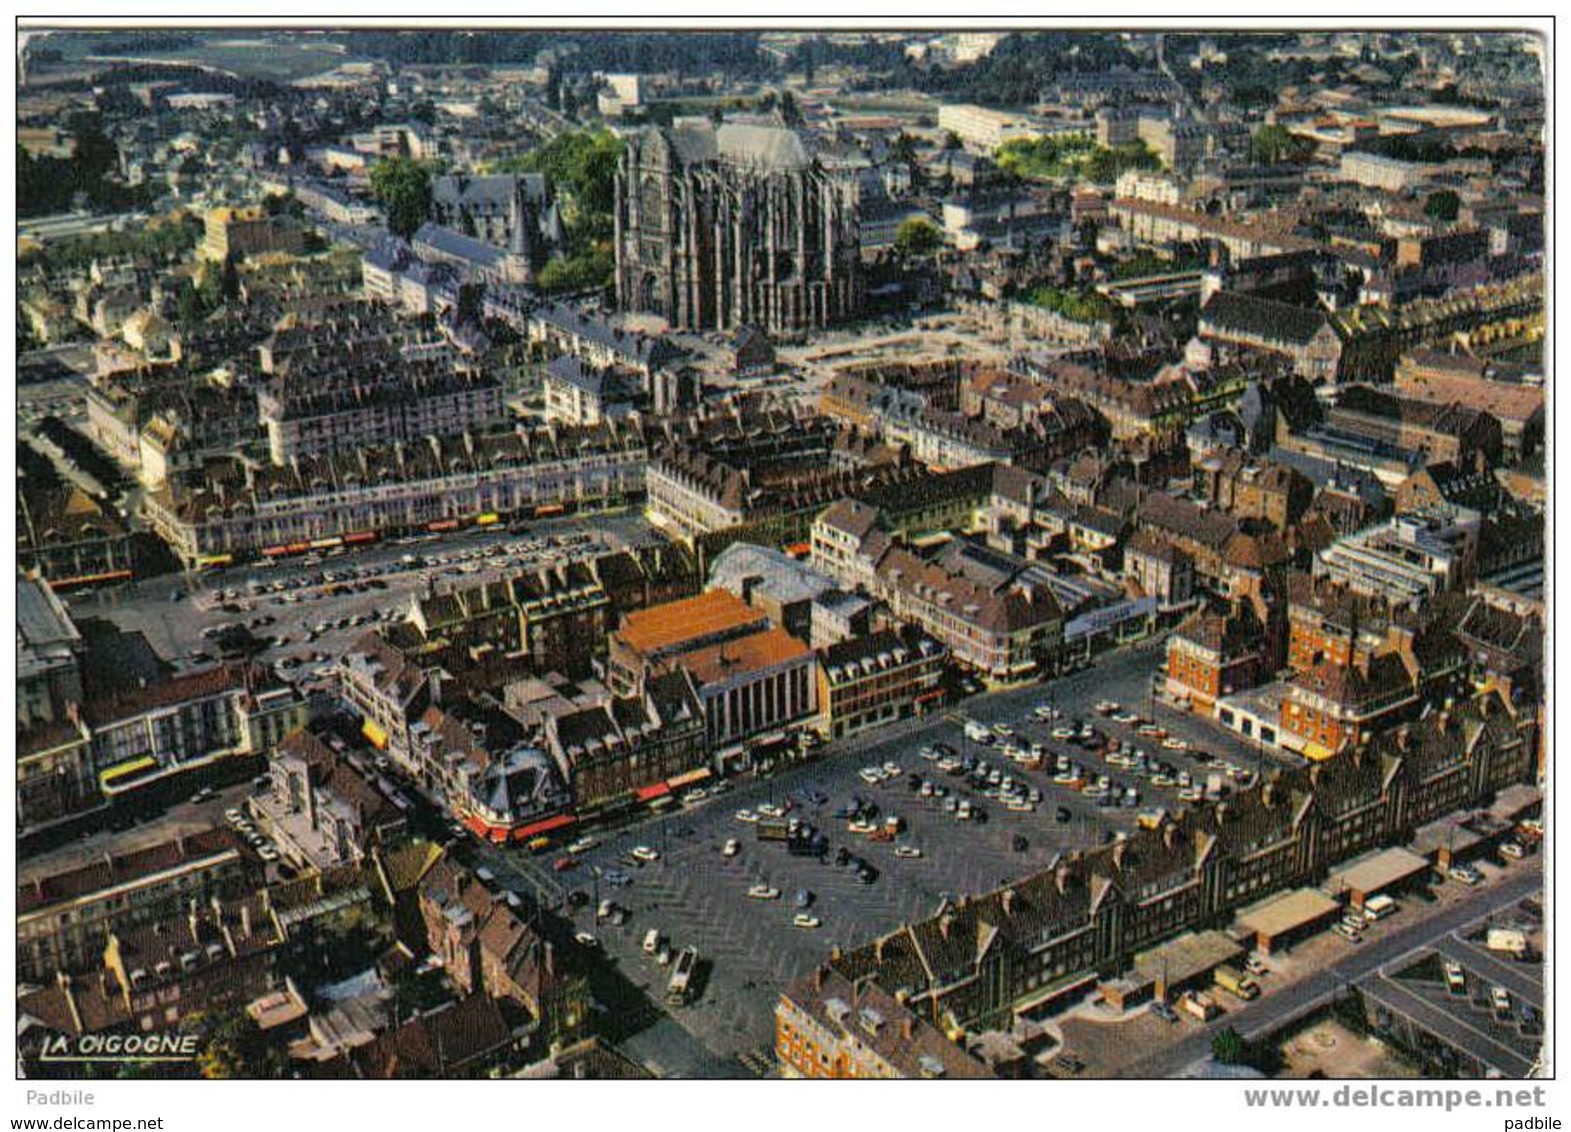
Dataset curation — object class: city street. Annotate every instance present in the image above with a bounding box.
[1118,860,1546,1078]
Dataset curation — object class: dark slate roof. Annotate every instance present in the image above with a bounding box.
[1201,291,1332,347]
[412,223,506,269]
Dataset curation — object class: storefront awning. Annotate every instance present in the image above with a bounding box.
[1299,740,1336,762]
[666,767,712,790]
[511,812,577,842]
[634,781,672,802]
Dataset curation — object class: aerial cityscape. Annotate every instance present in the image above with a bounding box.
[14,25,1547,1083]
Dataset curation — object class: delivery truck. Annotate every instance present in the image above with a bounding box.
[1213,964,1260,1001]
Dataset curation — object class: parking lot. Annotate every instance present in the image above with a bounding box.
[485,639,1295,1063]
[60,510,658,690]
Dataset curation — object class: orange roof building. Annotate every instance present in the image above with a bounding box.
[609,592,817,752]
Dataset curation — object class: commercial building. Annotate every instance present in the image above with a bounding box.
[1236,888,1342,954]
[607,590,817,753]
[815,627,947,741]
[812,501,1064,680]
[1333,846,1430,909]
[534,670,710,813]
[81,664,307,802]
[1166,602,1267,711]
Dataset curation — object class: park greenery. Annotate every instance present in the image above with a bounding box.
[996,136,1160,185]
[494,128,626,295]
[1021,285,1116,325]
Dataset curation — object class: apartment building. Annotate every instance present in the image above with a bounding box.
[143,421,650,565]
[17,829,246,981]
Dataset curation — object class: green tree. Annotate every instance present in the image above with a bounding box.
[1212,1026,1248,1066]
[779,91,803,127]
[942,130,963,151]
[889,131,920,165]
[1424,190,1460,222]
[369,156,435,239]
[893,216,942,257]
[183,1010,284,1080]
[1250,123,1313,166]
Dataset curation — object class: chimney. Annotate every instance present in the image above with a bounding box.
[1214,802,1228,825]
[938,913,954,940]
[901,1016,915,1041]
[1055,864,1070,894]
[1001,889,1016,916]
[545,941,556,979]
[240,903,252,938]
[814,966,826,991]
[1164,824,1178,850]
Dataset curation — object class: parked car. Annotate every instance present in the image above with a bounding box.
[1449,864,1484,886]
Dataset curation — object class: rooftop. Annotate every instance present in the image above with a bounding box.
[617,590,767,657]
[1236,887,1340,939]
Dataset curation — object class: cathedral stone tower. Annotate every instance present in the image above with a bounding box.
[614,121,862,335]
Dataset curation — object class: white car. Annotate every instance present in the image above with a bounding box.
[858,768,883,785]
[847,819,877,834]
[735,809,760,823]
[990,725,1012,739]
[919,746,940,761]
[882,761,901,776]
[566,836,600,854]
[224,808,245,823]
[722,838,741,857]
[574,931,600,948]
[1051,726,1077,739]
[757,803,786,818]
[747,885,782,900]
[1162,737,1189,751]
[893,846,923,859]
[792,914,822,929]
[631,846,661,862]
